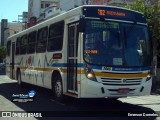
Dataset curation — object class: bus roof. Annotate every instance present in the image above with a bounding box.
[8,5,146,41]
[82,5,144,14]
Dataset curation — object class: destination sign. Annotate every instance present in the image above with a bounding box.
[98,9,126,17]
[83,6,146,23]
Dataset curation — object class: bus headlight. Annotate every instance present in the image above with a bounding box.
[84,66,97,82]
[146,74,152,81]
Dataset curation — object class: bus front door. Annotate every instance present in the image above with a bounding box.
[67,23,79,94]
[11,42,15,79]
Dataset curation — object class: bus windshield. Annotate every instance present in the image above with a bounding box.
[84,20,151,67]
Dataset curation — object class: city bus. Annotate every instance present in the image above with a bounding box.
[6,5,152,101]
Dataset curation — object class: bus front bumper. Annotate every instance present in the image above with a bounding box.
[80,78,152,98]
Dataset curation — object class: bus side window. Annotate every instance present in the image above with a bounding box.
[16,37,21,55]
[28,31,36,54]
[36,27,48,53]
[48,21,64,51]
[20,35,28,55]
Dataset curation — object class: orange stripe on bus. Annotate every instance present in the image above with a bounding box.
[8,66,148,78]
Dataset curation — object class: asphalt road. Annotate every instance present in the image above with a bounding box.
[0,75,159,120]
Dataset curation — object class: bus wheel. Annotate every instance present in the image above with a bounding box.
[52,75,64,101]
[17,70,23,87]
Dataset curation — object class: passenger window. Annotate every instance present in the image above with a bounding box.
[20,35,28,54]
[28,31,37,54]
[48,21,64,51]
[36,27,48,53]
[16,37,21,55]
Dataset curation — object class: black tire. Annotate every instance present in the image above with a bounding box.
[52,75,64,101]
[17,70,23,87]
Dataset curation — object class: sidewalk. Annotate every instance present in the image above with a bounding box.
[119,95,160,120]
[119,95,160,106]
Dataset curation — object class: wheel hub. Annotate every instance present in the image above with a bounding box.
[55,81,62,97]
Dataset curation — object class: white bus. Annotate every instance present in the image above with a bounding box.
[6,5,152,101]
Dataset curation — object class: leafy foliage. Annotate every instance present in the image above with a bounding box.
[124,0,160,56]
[0,46,7,62]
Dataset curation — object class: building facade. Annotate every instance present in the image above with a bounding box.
[107,0,134,6]
[28,0,135,23]
[7,23,24,36]
[0,19,24,46]
[59,0,134,11]
[28,0,60,23]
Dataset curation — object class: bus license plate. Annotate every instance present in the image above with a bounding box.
[118,88,129,93]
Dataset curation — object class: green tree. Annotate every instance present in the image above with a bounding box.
[124,0,160,57]
[124,0,160,90]
[0,46,7,62]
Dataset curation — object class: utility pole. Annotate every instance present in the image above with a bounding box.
[1,19,8,46]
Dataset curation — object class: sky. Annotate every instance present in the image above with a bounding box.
[0,0,28,22]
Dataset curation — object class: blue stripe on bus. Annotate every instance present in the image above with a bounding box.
[51,63,150,72]
[90,65,150,71]
[112,67,151,71]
